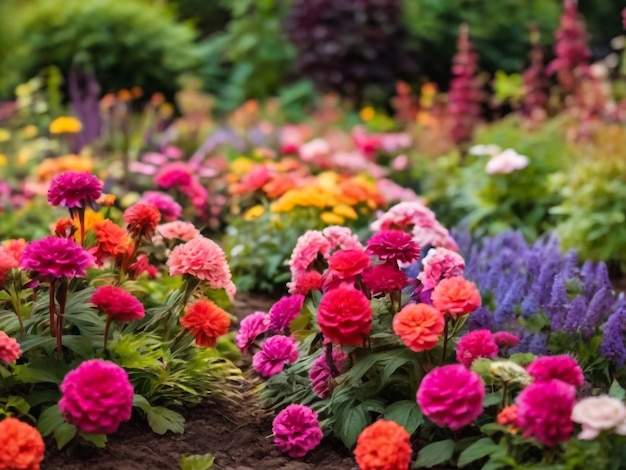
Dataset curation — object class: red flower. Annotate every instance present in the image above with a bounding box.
[431,277,481,317]
[366,230,420,265]
[317,286,372,345]
[91,286,145,322]
[180,298,231,347]
[327,249,370,279]
[291,271,324,295]
[0,417,45,470]
[92,220,130,265]
[456,329,499,367]
[123,203,161,240]
[362,264,408,294]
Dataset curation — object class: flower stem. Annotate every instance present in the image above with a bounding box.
[441,315,451,365]
[49,280,56,337]
[55,278,68,359]
[9,289,24,335]
[103,316,113,350]
[326,342,340,378]
[78,208,86,246]
[501,382,509,409]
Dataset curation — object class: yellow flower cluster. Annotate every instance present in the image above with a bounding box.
[49,116,83,134]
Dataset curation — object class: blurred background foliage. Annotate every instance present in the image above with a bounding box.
[0,0,624,110]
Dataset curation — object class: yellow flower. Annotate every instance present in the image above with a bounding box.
[22,125,38,139]
[49,116,83,134]
[231,157,254,175]
[0,153,7,167]
[360,106,376,122]
[321,212,345,225]
[0,129,10,142]
[332,204,358,220]
[243,205,265,220]
[73,208,104,241]
[97,194,116,207]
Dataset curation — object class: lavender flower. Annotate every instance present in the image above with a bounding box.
[601,306,626,367]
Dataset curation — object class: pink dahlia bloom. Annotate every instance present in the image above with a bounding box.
[456,329,499,367]
[47,171,103,209]
[167,236,236,298]
[366,230,420,265]
[91,286,145,322]
[516,379,576,446]
[361,264,408,294]
[309,349,348,398]
[321,226,363,252]
[412,219,459,251]
[370,201,436,232]
[20,237,94,280]
[289,230,332,281]
[59,359,134,434]
[0,248,19,286]
[418,247,466,290]
[288,271,324,295]
[157,221,200,242]
[526,355,584,387]
[140,191,182,221]
[273,404,323,458]
[0,331,21,363]
[155,162,193,189]
[318,286,372,346]
[268,295,305,332]
[492,331,520,349]
[252,335,299,377]
[235,311,269,353]
[417,364,485,430]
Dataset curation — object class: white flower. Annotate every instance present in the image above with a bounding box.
[485,148,529,175]
[489,361,532,386]
[299,138,330,162]
[469,144,501,156]
[571,396,626,440]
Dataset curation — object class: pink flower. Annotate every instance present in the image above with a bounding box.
[0,331,21,363]
[456,329,499,367]
[253,335,299,377]
[370,201,436,232]
[321,226,363,252]
[309,349,348,398]
[417,364,485,430]
[289,230,332,281]
[492,331,520,349]
[129,254,159,279]
[299,138,330,162]
[418,248,465,290]
[156,221,200,241]
[123,203,161,240]
[411,219,459,251]
[91,286,145,322]
[526,355,584,386]
[318,287,372,346]
[366,230,420,265]
[184,179,209,211]
[361,264,408,294]
[140,191,182,221]
[516,379,576,446]
[2,238,27,263]
[272,404,323,458]
[167,237,236,298]
[155,162,193,189]
[20,237,94,280]
[59,359,134,434]
[377,178,423,204]
[268,295,305,332]
[47,171,102,209]
[0,248,19,286]
[235,311,269,353]
[326,249,370,282]
[485,149,529,175]
[571,396,626,440]
[288,271,324,295]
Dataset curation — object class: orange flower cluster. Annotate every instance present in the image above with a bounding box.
[0,417,45,470]
[36,155,93,181]
[92,220,131,266]
[392,304,444,352]
[354,419,412,470]
[431,277,481,317]
[180,298,231,348]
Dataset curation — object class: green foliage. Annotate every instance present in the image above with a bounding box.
[414,439,455,468]
[180,453,215,470]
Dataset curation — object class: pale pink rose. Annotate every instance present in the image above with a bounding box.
[391,154,409,171]
[289,230,332,281]
[412,220,459,251]
[379,133,411,152]
[299,138,330,162]
[157,221,200,241]
[485,149,529,175]
[370,201,436,232]
[572,396,626,440]
[419,247,466,290]
[322,226,363,253]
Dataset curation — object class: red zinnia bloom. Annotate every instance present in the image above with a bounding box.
[366,230,421,265]
[290,271,324,295]
[180,298,231,347]
[123,203,161,240]
[362,264,408,294]
[327,249,370,279]
[91,286,145,322]
[317,286,372,346]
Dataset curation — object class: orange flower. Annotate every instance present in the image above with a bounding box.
[54,218,77,238]
[92,220,130,265]
[180,298,231,348]
[354,419,412,470]
[123,203,161,240]
[392,303,444,352]
[0,417,45,470]
[497,404,520,434]
[263,174,296,199]
[431,277,481,317]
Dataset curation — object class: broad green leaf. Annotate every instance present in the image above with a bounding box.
[457,437,500,468]
[414,439,455,468]
[4,396,30,415]
[80,432,107,448]
[483,391,503,408]
[132,394,152,412]
[147,407,185,435]
[383,401,423,434]
[334,404,369,448]
[180,454,215,470]
[38,405,65,437]
[14,360,68,384]
[609,379,626,399]
[54,422,77,449]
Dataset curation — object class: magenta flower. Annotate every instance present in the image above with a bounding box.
[91,286,145,322]
[140,191,183,221]
[361,264,408,294]
[155,162,193,189]
[59,359,134,434]
[0,331,21,363]
[47,171,103,209]
[417,364,485,430]
[273,404,323,458]
[456,329,499,367]
[526,355,584,386]
[20,237,94,280]
[366,230,420,265]
[516,379,576,446]
[268,295,305,332]
[492,331,520,349]
[235,311,270,353]
[252,335,299,377]
[309,349,348,398]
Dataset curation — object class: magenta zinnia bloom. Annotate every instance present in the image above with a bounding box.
[0,331,21,363]
[140,191,182,221]
[366,230,420,265]
[20,237,94,280]
[167,236,236,298]
[252,335,299,377]
[59,359,134,434]
[91,286,145,322]
[268,295,305,332]
[273,404,323,458]
[417,364,485,430]
[516,379,576,446]
[47,171,103,209]
[309,349,348,398]
[155,162,193,189]
[526,355,584,386]
[492,331,520,349]
[235,311,269,353]
[361,264,408,294]
[456,329,499,367]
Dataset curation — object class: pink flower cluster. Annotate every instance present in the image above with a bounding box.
[0,331,21,363]
[235,311,269,353]
[456,329,499,367]
[156,221,200,241]
[309,349,348,398]
[272,404,323,458]
[418,247,465,290]
[140,191,182,221]
[268,295,305,332]
[154,162,209,213]
[252,335,299,377]
[20,237,94,280]
[366,230,420,265]
[91,286,145,322]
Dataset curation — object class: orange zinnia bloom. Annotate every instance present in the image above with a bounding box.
[392,303,444,352]
[92,220,130,265]
[354,419,412,470]
[180,298,231,348]
[0,417,45,470]
[431,277,481,317]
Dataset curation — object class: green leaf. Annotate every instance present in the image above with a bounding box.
[53,422,77,449]
[4,396,31,415]
[457,437,500,468]
[146,407,185,435]
[132,394,152,412]
[414,439,455,468]
[334,404,369,448]
[483,390,503,408]
[383,401,423,434]
[609,379,626,399]
[38,405,65,437]
[180,454,215,470]
[80,432,107,448]
[14,360,67,384]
